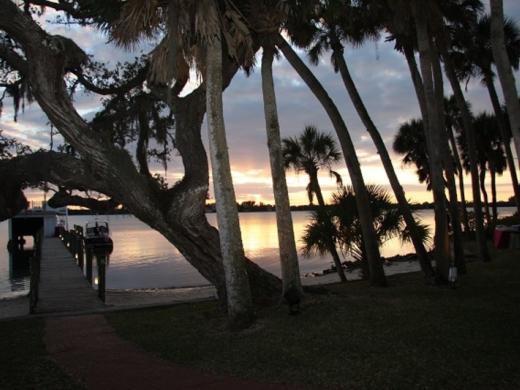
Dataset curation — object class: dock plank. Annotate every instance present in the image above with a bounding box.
[35,238,104,314]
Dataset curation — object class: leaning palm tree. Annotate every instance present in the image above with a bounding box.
[276,28,387,287]
[490,0,520,168]
[253,1,303,298]
[302,185,430,280]
[426,0,491,264]
[301,0,434,280]
[451,14,520,213]
[110,0,254,328]
[282,126,347,282]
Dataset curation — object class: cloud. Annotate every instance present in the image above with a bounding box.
[2,4,520,205]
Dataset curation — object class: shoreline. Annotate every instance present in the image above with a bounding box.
[0,259,422,319]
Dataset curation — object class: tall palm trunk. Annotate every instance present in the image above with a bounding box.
[490,163,498,227]
[479,167,491,226]
[331,44,434,280]
[490,0,520,170]
[412,4,452,280]
[261,46,304,294]
[431,42,466,274]
[309,170,348,282]
[404,47,429,122]
[484,74,520,213]
[206,36,254,328]
[447,124,470,232]
[275,34,387,287]
[433,13,491,263]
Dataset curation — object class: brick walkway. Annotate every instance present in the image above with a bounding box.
[45,314,310,390]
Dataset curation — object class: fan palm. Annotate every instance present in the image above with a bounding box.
[393,119,431,189]
[302,185,430,280]
[283,125,347,282]
[283,126,342,205]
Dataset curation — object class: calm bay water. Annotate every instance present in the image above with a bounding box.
[0,208,516,298]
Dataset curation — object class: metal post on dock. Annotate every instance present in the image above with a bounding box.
[29,230,43,314]
[86,247,93,284]
[74,225,84,270]
[71,234,77,261]
[77,236,84,270]
[96,253,106,302]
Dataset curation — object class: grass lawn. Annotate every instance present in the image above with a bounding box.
[0,318,83,389]
[108,247,520,389]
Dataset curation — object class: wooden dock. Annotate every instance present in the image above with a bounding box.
[34,237,104,314]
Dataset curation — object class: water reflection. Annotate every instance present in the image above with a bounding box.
[0,208,517,297]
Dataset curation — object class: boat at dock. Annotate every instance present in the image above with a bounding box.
[85,221,113,253]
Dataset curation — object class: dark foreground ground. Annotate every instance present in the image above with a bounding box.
[1,246,519,389]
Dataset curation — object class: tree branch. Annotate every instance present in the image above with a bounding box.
[25,0,96,20]
[0,151,114,221]
[136,104,151,177]
[73,65,149,95]
[48,190,119,212]
[0,43,28,75]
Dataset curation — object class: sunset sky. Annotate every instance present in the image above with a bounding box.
[2,1,520,206]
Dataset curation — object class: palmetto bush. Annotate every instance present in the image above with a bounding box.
[302,185,430,278]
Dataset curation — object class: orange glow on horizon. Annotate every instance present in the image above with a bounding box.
[24,165,517,208]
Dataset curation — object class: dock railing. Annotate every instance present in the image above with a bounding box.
[60,227,107,303]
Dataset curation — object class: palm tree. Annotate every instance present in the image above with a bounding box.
[427,1,491,263]
[459,113,508,227]
[110,0,255,327]
[394,112,470,266]
[393,119,432,189]
[490,0,520,169]
[452,14,520,213]
[445,96,471,232]
[302,0,434,280]
[206,31,254,328]
[302,185,430,280]
[275,35,387,287]
[260,36,303,296]
[410,1,454,280]
[282,126,347,282]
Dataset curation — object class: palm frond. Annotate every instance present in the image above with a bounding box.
[301,210,339,257]
[329,170,343,189]
[110,0,161,48]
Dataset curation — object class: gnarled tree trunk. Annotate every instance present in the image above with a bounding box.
[0,0,281,308]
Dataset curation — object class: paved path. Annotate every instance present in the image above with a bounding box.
[45,315,308,390]
[36,238,104,314]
